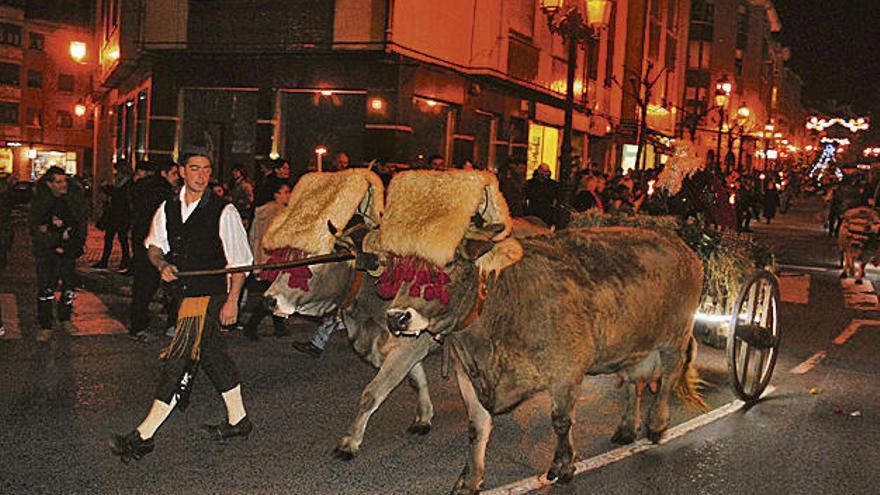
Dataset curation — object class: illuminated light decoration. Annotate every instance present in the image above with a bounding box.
[269,151,280,160]
[573,80,584,95]
[647,179,656,196]
[107,47,120,61]
[319,90,334,96]
[369,97,384,111]
[647,104,670,116]
[805,145,814,152]
[805,116,870,133]
[69,41,87,62]
[74,104,86,117]
[766,149,778,160]
[315,146,328,156]
[810,144,844,182]
[729,193,736,205]
[737,106,751,118]
[821,136,850,146]
[858,164,872,170]
[425,99,438,107]
[863,147,880,158]
[28,149,37,159]
[7,141,21,147]
[759,173,766,180]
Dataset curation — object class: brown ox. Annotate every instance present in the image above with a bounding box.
[385,227,705,494]
[838,206,880,284]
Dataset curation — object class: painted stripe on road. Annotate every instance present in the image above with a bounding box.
[484,386,776,495]
[841,278,879,310]
[0,293,21,339]
[789,351,827,374]
[779,264,830,273]
[69,291,127,336]
[833,319,880,345]
[778,274,810,304]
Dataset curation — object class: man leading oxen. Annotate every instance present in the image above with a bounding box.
[260,168,439,459]
[375,170,706,494]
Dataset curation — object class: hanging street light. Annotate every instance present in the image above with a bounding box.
[540,0,614,195]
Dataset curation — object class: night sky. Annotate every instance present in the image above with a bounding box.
[774,0,880,140]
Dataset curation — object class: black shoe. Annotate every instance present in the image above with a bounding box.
[110,430,154,463]
[291,340,323,358]
[201,416,253,442]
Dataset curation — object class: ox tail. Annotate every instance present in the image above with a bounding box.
[675,335,710,413]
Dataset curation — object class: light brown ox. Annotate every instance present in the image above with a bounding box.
[838,206,880,284]
[384,226,706,494]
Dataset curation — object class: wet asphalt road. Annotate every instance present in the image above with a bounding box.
[1,195,879,494]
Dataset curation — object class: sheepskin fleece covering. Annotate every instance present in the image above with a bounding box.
[263,168,384,254]
[380,170,512,267]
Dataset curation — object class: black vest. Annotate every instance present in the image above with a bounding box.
[165,192,229,296]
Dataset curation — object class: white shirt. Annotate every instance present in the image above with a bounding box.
[144,187,254,269]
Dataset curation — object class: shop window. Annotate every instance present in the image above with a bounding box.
[0,101,18,124]
[135,90,149,161]
[27,70,42,88]
[0,23,21,47]
[0,62,20,87]
[29,32,44,50]
[58,74,75,93]
[57,110,73,128]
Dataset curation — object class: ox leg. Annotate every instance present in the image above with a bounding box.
[451,362,492,495]
[646,347,684,443]
[406,362,434,435]
[333,336,433,460]
[856,258,866,284]
[546,385,577,484]
[611,381,642,445]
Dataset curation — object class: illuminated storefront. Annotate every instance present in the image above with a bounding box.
[527,123,560,180]
[31,151,77,179]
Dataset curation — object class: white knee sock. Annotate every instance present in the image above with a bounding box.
[136,398,176,439]
[222,385,247,426]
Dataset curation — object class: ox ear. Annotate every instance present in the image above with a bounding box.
[459,238,495,261]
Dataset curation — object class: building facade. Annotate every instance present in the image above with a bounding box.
[92,0,639,187]
[0,0,94,180]
[680,0,805,172]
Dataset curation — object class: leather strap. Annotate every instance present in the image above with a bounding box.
[339,271,364,311]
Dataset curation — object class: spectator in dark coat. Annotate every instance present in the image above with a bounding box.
[253,159,292,208]
[94,161,133,270]
[129,159,179,340]
[763,182,781,224]
[30,167,87,342]
[525,163,560,226]
[498,161,526,217]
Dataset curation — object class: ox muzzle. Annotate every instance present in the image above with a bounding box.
[386,308,430,337]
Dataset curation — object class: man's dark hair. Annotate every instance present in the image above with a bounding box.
[155,158,177,174]
[271,180,291,196]
[181,144,211,166]
[135,160,155,173]
[43,166,66,181]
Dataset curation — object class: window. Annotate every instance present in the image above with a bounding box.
[736,3,749,50]
[27,70,42,88]
[56,110,73,128]
[604,2,617,87]
[688,40,711,69]
[0,23,21,47]
[684,85,708,116]
[0,63,20,86]
[0,102,18,124]
[29,32,44,50]
[26,108,42,127]
[58,74,75,92]
[690,0,714,23]
[508,0,535,38]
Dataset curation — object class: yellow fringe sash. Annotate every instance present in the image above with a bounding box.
[160,296,211,361]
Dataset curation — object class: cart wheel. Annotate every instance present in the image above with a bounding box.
[727,270,781,404]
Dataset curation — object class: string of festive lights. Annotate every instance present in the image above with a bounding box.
[806,116,870,133]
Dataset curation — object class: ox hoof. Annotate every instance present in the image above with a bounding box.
[407,422,432,436]
[610,426,638,445]
[546,463,575,484]
[332,447,356,461]
[647,428,665,444]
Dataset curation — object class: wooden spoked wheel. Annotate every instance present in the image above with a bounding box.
[727,270,781,404]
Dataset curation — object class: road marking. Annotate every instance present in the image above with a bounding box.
[789,351,827,374]
[484,386,776,495]
[69,291,127,336]
[841,278,879,310]
[0,293,21,339]
[833,319,880,345]
[779,264,830,273]
[778,274,810,304]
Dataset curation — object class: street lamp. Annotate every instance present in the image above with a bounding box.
[540,0,614,192]
[69,41,87,63]
[714,75,732,172]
